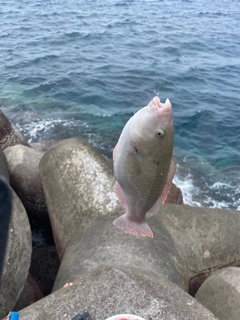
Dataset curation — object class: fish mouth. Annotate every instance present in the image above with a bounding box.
[147,96,172,119]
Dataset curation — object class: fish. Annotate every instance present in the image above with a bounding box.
[113,96,175,238]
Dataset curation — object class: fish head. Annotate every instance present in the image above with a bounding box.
[130,96,174,156]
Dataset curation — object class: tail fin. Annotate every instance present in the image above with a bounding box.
[113,214,153,238]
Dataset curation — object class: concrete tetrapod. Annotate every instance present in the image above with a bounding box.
[39,138,121,259]
[4,144,48,219]
[52,205,240,295]
[19,265,218,320]
[0,109,29,150]
[0,149,9,180]
[195,267,240,320]
[0,187,32,318]
[52,210,184,291]
[0,148,32,318]
[13,273,44,311]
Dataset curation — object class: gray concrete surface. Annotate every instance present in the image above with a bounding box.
[19,265,218,320]
[39,138,121,259]
[4,144,48,218]
[14,273,44,311]
[0,189,32,318]
[0,149,9,181]
[0,109,29,149]
[52,204,240,295]
[195,267,240,320]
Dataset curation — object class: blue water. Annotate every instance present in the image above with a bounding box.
[0,0,239,210]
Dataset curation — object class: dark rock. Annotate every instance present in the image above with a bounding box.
[0,110,29,149]
[4,144,48,219]
[39,138,120,259]
[165,182,183,204]
[30,246,60,296]
[0,188,32,318]
[195,267,240,320]
[19,266,218,320]
[14,273,44,311]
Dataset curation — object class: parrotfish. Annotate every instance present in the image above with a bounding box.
[113,96,175,238]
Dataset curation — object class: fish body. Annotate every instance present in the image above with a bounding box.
[113,96,175,238]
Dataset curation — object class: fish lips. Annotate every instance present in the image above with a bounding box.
[147,96,172,122]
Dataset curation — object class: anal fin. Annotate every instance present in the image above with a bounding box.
[114,181,126,211]
[160,157,176,204]
[146,157,176,218]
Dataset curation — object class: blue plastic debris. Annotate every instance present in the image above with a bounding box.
[8,312,19,320]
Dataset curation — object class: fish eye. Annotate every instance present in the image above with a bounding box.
[156,129,165,138]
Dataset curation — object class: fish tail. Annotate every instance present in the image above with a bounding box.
[113,214,153,238]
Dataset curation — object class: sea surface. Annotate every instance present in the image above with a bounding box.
[0,0,240,210]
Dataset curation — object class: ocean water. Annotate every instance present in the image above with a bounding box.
[0,0,239,210]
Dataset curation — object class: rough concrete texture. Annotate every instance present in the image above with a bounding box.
[195,267,240,320]
[30,140,56,152]
[53,211,184,291]
[4,144,48,218]
[0,188,32,318]
[0,109,29,149]
[19,265,218,320]
[14,273,44,311]
[53,205,240,294]
[0,149,9,181]
[39,138,121,259]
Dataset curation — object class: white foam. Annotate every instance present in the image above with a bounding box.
[210,182,230,189]
[173,166,240,210]
[207,180,240,210]
[173,172,202,207]
[203,196,229,209]
[16,117,81,143]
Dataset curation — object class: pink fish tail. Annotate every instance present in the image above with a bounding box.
[113,214,153,238]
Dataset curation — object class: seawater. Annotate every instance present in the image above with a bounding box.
[0,0,239,210]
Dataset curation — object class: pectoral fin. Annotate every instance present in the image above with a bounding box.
[125,151,141,176]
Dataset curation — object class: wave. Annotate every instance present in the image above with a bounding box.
[173,159,240,210]
[173,172,202,207]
